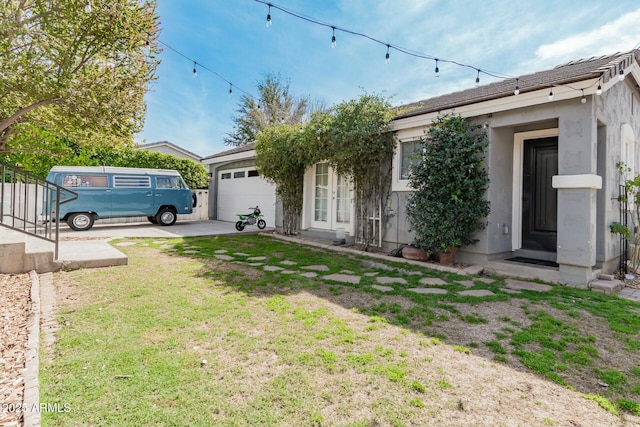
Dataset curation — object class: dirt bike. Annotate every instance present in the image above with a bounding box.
[235,206,266,231]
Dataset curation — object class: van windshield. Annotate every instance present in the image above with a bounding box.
[156,177,184,189]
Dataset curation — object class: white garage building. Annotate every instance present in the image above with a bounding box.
[202,143,277,225]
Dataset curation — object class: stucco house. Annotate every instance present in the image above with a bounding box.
[202,143,277,225]
[139,140,203,163]
[296,49,640,286]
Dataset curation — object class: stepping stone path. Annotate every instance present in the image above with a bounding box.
[323,274,360,284]
[477,277,495,284]
[264,265,283,272]
[299,272,318,278]
[280,260,297,265]
[364,272,379,277]
[505,279,552,292]
[500,288,521,294]
[301,265,330,272]
[215,254,235,261]
[160,244,175,250]
[234,252,251,257]
[214,249,228,254]
[371,285,394,292]
[183,250,200,254]
[408,287,448,295]
[248,256,267,261]
[281,270,297,274]
[456,280,475,288]
[377,277,407,285]
[457,289,496,297]
[420,277,448,286]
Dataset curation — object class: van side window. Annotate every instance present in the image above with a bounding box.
[62,174,108,188]
[113,176,151,188]
[156,177,183,189]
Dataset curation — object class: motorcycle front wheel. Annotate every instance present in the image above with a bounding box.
[257,219,266,229]
[235,221,245,231]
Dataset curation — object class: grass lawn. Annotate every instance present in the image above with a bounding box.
[40,234,640,426]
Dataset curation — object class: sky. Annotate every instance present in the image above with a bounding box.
[136,0,640,158]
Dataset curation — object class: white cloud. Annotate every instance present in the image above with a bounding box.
[534,8,640,64]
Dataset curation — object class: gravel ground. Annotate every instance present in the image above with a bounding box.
[0,273,30,427]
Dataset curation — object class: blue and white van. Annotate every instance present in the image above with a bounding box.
[45,166,195,231]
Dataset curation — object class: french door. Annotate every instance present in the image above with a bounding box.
[311,163,353,231]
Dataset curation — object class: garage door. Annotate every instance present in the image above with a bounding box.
[217,168,277,224]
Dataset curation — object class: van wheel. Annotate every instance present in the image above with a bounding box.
[192,192,197,208]
[67,213,94,231]
[147,216,158,224]
[156,207,177,226]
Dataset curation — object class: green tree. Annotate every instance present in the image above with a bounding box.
[315,93,396,249]
[0,0,161,152]
[255,124,314,234]
[225,73,317,146]
[406,114,490,255]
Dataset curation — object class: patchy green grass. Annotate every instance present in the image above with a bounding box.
[39,234,640,424]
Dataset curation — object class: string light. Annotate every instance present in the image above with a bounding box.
[475,69,480,87]
[434,59,439,77]
[229,83,233,96]
[385,45,390,64]
[619,68,625,81]
[266,3,272,27]
[581,89,586,104]
[548,87,554,101]
[192,61,197,77]
[596,81,602,95]
[513,78,520,95]
[331,27,336,49]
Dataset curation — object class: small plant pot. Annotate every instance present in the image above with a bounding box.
[402,246,429,261]
[438,247,458,266]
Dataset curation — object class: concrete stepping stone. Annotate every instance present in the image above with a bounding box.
[264,265,284,272]
[372,285,394,292]
[299,272,318,278]
[115,241,136,247]
[234,252,251,257]
[280,260,297,265]
[248,256,267,261]
[505,279,552,292]
[408,287,448,295]
[500,288,521,294]
[341,270,355,274]
[281,270,297,274]
[377,277,407,285]
[419,277,448,286]
[456,280,475,288]
[407,271,423,276]
[160,244,175,249]
[214,249,228,254]
[183,250,200,254]
[247,262,264,267]
[301,265,330,272]
[215,254,235,261]
[458,289,496,297]
[323,274,361,284]
[364,272,379,277]
[477,277,495,284]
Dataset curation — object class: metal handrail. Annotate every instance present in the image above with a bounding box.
[1,161,77,259]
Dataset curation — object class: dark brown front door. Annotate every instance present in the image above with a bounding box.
[522,137,558,252]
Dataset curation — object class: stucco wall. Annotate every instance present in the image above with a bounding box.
[385,83,640,279]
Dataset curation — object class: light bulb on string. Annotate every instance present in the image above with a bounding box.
[434,59,439,77]
[229,84,233,96]
[619,68,625,81]
[193,61,197,77]
[266,4,272,27]
[385,45,390,64]
[548,88,554,101]
[475,69,480,87]
[581,89,586,104]
[331,27,336,48]
[596,82,602,95]
[513,78,520,95]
